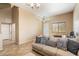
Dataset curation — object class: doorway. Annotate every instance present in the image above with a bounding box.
[1,23,11,40]
[1,23,16,45]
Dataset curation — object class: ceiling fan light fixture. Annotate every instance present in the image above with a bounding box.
[30,3,40,9]
[36,3,40,8]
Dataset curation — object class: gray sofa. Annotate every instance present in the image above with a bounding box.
[32,43,75,56]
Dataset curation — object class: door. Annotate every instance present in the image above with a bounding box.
[1,24,11,40]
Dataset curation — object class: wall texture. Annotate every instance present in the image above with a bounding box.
[47,12,73,36]
[0,8,12,23]
[18,7,42,44]
[73,4,79,34]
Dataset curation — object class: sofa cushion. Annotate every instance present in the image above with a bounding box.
[56,49,75,56]
[42,45,57,55]
[32,43,44,51]
[67,39,79,55]
[57,38,68,51]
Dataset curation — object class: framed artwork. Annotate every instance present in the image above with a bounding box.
[52,22,66,33]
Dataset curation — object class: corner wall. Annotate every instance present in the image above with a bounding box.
[12,6,19,44]
[73,4,79,34]
[18,7,42,44]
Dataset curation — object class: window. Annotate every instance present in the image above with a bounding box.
[52,22,66,33]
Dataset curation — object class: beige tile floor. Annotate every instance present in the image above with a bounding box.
[0,41,40,56]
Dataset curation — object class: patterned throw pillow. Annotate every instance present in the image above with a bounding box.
[57,38,68,51]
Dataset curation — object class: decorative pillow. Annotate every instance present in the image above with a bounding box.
[45,38,59,47]
[45,39,57,47]
[57,38,68,51]
[41,37,49,44]
[67,39,79,55]
[36,36,49,44]
[35,36,41,43]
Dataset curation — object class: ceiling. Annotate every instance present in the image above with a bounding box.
[12,3,76,18]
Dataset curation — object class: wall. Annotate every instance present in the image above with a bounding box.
[18,7,42,44]
[0,34,3,50]
[12,6,19,44]
[73,4,79,34]
[0,8,12,23]
[47,12,73,36]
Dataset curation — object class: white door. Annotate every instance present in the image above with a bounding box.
[1,24,11,40]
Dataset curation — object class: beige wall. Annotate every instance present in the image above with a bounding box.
[47,12,73,36]
[12,6,19,44]
[73,4,79,42]
[73,4,79,34]
[0,8,12,23]
[18,7,42,44]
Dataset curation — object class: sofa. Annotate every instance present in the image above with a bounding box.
[32,43,75,56]
[32,36,79,56]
